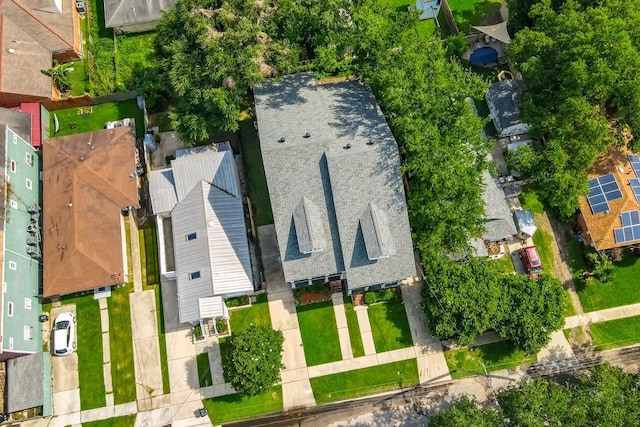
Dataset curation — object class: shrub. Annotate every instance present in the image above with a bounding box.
[586,251,614,282]
[216,318,229,334]
[377,288,397,302]
[364,292,377,305]
[226,295,250,308]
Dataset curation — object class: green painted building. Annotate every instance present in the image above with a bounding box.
[0,109,42,359]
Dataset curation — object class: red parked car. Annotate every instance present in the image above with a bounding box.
[519,246,543,278]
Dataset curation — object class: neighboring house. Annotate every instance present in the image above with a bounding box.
[0,0,83,107]
[254,73,416,295]
[104,0,177,33]
[0,108,42,361]
[42,127,139,298]
[11,103,51,148]
[415,0,442,20]
[485,80,531,138]
[481,170,517,242]
[149,143,253,326]
[6,352,52,416]
[578,154,640,250]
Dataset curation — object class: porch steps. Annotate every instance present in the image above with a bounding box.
[352,293,364,306]
[203,318,215,337]
[329,280,343,294]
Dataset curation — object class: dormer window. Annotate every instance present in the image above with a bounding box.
[189,271,201,280]
[186,232,197,241]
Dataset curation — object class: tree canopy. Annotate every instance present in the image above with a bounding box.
[423,256,565,352]
[507,0,640,219]
[224,325,284,396]
[431,364,640,427]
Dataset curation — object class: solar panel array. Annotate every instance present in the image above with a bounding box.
[587,173,623,214]
[630,155,640,204]
[630,155,640,175]
[615,210,640,244]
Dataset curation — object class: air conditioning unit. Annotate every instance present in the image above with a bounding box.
[76,0,86,13]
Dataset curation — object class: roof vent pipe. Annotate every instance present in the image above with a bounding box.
[303,133,311,138]
[8,49,15,54]
[278,137,285,143]
[366,140,374,145]
[343,144,351,149]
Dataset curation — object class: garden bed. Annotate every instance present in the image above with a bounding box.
[293,283,332,305]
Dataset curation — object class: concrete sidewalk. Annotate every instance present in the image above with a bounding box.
[306,347,416,377]
[401,282,452,385]
[129,215,143,292]
[98,298,114,407]
[355,306,376,355]
[259,225,316,410]
[130,290,165,411]
[564,302,640,329]
[332,293,353,360]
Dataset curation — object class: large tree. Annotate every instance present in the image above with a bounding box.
[224,325,284,396]
[507,0,640,219]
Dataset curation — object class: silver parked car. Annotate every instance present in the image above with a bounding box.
[53,312,76,356]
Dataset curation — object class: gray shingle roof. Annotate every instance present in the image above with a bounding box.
[104,0,177,28]
[482,171,518,241]
[6,352,46,412]
[254,73,416,290]
[293,197,327,254]
[485,80,529,136]
[149,168,177,214]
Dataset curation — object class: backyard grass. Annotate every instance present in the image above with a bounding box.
[368,299,414,352]
[69,59,88,96]
[343,296,365,358]
[519,188,545,215]
[203,386,283,424]
[86,0,116,95]
[197,352,213,387]
[82,415,137,427]
[239,119,273,226]
[382,0,438,37]
[310,359,420,404]
[139,223,161,288]
[149,112,174,132]
[444,341,536,379]
[72,295,106,410]
[590,315,640,350]
[575,253,640,312]
[493,254,514,273]
[108,286,136,404]
[447,0,503,33]
[50,99,145,138]
[297,300,342,366]
[115,32,156,90]
[229,293,271,332]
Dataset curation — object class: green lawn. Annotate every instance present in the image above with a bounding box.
[368,299,414,352]
[139,223,160,288]
[239,119,273,226]
[72,295,106,410]
[590,315,640,351]
[532,229,558,279]
[229,293,271,333]
[203,386,283,424]
[343,296,365,358]
[493,255,514,273]
[310,359,420,404]
[50,99,145,138]
[447,0,503,33]
[519,188,545,215]
[444,341,536,379]
[86,0,116,95]
[115,32,156,90]
[108,286,136,404]
[82,415,137,427]
[197,352,213,387]
[149,112,174,132]
[576,253,640,312]
[69,59,88,96]
[382,0,438,37]
[297,300,342,366]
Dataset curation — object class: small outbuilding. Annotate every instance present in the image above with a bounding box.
[514,209,537,239]
[485,80,531,138]
[104,0,177,33]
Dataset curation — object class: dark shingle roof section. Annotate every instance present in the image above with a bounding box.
[254,73,415,289]
[6,353,45,412]
[293,197,326,254]
[485,80,525,135]
[482,171,518,241]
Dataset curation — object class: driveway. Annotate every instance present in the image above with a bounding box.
[50,304,80,415]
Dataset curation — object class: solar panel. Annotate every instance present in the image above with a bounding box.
[591,202,610,214]
[631,179,640,204]
[630,155,640,163]
[630,155,640,177]
[588,185,603,196]
[614,224,640,244]
[632,211,640,224]
[587,174,622,214]
[605,189,623,201]
[615,228,625,243]
[599,173,616,184]
[588,179,600,189]
[622,212,632,227]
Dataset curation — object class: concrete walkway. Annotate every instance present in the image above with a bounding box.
[401,282,452,385]
[50,304,81,417]
[307,347,416,377]
[537,330,575,362]
[355,306,376,355]
[332,293,353,360]
[259,225,316,410]
[564,302,640,329]
[98,298,114,407]
[130,290,166,411]
[129,215,143,292]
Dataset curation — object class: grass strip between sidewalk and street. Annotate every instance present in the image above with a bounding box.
[203,385,283,424]
[310,359,420,404]
[197,352,213,387]
[108,286,136,404]
[444,341,536,379]
[343,296,365,358]
[82,415,137,427]
[297,300,342,366]
[589,315,640,351]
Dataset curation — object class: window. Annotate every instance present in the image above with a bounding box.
[9,199,17,209]
[10,160,16,173]
[26,152,34,167]
[9,261,16,270]
[7,302,13,317]
[25,178,32,190]
[186,232,197,241]
[189,271,201,280]
[12,134,17,144]
[24,298,32,309]
[23,326,33,340]
[8,337,13,350]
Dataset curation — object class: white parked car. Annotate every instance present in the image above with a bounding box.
[53,312,76,356]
